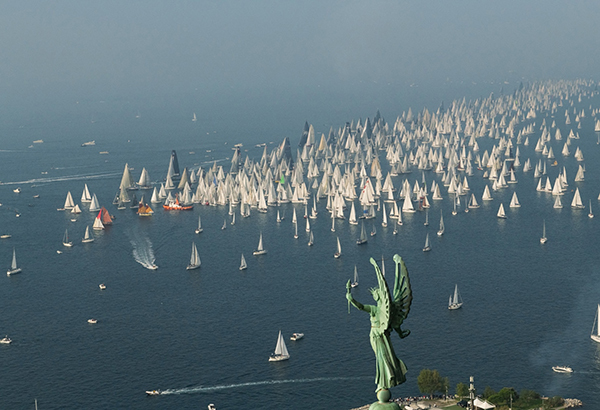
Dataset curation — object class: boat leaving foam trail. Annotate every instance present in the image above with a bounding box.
[131,236,157,270]
[158,376,370,395]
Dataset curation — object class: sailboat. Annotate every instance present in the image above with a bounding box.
[195,216,203,234]
[92,210,105,230]
[253,232,267,255]
[571,188,584,209]
[63,229,73,247]
[540,219,548,244]
[239,254,247,271]
[192,112,197,122]
[589,199,594,219]
[452,194,458,215]
[277,209,282,223]
[231,211,236,225]
[82,226,94,243]
[221,219,227,230]
[334,237,342,258]
[356,221,368,245]
[424,208,429,226]
[422,233,431,252]
[186,242,201,270]
[6,248,21,275]
[448,284,463,310]
[591,304,600,343]
[269,330,290,362]
[370,224,377,236]
[437,211,445,236]
[497,203,507,219]
[293,221,298,239]
[330,212,336,232]
[307,231,314,246]
[351,266,359,288]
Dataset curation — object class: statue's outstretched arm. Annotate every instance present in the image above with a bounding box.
[346,279,366,311]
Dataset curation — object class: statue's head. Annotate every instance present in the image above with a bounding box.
[369,287,380,301]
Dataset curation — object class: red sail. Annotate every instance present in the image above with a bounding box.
[100,207,113,225]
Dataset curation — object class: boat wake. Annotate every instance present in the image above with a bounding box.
[131,236,157,270]
[158,376,369,395]
[0,171,121,186]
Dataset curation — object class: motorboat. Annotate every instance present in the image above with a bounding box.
[290,333,304,341]
[0,335,12,344]
[87,318,98,324]
[99,284,106,290]
[146,390,161,396]
[552,366,573,373]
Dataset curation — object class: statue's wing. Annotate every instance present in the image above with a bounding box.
[390,255,412,329]
[370,257,391,335]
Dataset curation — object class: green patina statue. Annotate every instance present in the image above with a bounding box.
[346,254,412,410]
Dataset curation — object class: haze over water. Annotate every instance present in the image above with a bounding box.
[2,2,600,409]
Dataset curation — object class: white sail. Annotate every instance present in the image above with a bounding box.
[509,192,521,208]
[437,211,445,236]
[63,229,73,247]
[591,304,600,343]
[540,219,547,244]
[195,216,203,234]
[81,184,92,203]
[357,221,367,245]
[351,265,359,287]
[349,202,358,225]
[71,204,82,214]
[497,203,506,218]
[89,194,101,212]
[334,237,342,258]
[423,233,431,252]
[468,193,479,208]
[92,211,105,230]
[137,167,152,189]
[448,284,463,310]
[382,204,388,227]
[402,190,416,213]
[482,185,493,201]
[269,330,290,361]
[239,254,247,270]
[63,191,75,209]
[571,188,584,209]
[253,232,267,255]
[7,247,21,275]
[120,163,134,190]
[82,226,94,243]
[186,242,201,270]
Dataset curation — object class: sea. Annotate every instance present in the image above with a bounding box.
[1,81,600,409]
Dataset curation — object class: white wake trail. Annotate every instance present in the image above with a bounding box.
[159,376,369,395]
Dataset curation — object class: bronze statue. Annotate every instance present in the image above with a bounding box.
[346,254,412,409]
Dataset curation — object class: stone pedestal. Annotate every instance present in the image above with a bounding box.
[369,389,401,410]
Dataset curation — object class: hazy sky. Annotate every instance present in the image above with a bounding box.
[1,1,599,116]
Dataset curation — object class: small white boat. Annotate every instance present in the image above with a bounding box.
[13,188,21,194]
[253,232,267,255]
[351,265,359,288]
[290,333,304,341]
[497,203,507,219]
[207,404,216,410]
[62,229,73,247]
[334,237,342,258]
[82,226,94,243]
[99,284,106,290]
[0,234,11,239]
[356,221,368,245]
[448,284,463,310]
[186,242,201,270]
[7,248,21,276]
[589,200,594,219]
[0,335,12,344]
[269,330,290,362]
[307,231,314,246]
[87,318,98,324]
[221,219,226,230]
[591,304,600,343]
[239,254,247,270]
[437,211,445,236]
[195,216,203,234]
[540,220,548,244]
[423,233,431,252]
[146,390,161,396]
[552,366,573,373]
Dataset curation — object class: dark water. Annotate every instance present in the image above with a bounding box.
[1,87,600,409]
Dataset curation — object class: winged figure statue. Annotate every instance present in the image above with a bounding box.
[346,254,412,393]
